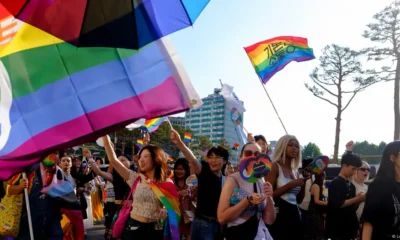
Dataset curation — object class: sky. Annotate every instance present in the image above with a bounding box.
[170,0,395,156]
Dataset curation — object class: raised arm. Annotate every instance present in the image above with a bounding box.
[102,135,131,181]
[170,129,201,175]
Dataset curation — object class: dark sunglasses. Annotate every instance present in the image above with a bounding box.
[243,150,260,157]
[359,168,370,172]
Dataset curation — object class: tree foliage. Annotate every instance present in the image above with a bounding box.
[302,142,322,158]
[363,1,400,140]
[351,141,387,156]
[216,138,233,156]
[305,44,377,163]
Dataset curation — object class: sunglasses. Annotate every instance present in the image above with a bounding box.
[243,150,260,157]
[359,168,370,172]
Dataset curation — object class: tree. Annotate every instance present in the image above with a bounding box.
[305,44,376,163]
[378,141,387,154]
[216,138,233,156]
[363,1,400,140]
[352,141,379,156]
[191,135,213,153]
[302,142,322,158]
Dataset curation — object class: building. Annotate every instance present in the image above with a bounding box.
[169,116,186,128]
[185,88,246,149]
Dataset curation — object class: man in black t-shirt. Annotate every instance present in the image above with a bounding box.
[171,129,229,240]
[326,153,366,240]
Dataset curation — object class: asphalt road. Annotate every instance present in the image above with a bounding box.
[86,223,106,239]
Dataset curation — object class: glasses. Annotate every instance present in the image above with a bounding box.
[243,150,260,157]
[359,168,370,172]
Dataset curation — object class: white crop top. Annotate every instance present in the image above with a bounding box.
[276,164,301,205]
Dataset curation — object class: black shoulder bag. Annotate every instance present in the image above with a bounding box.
[224,182,260,240]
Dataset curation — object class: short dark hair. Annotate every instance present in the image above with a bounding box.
[207,146,229,161]
[341,153,362,168]
[254,135,266,143]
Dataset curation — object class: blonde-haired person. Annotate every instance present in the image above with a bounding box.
[265,135,308,240]
[352,161,370,221]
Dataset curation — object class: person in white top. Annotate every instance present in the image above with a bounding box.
[352,161,370,220]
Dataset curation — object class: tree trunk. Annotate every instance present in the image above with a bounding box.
[333,110,342,163]
[394,60,400,140]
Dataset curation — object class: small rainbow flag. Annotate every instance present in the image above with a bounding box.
[244,36,315,83]
[183,133,192,143]
[136,139,144,149]
[144,117,167,133]
[232,142,240,150]
[167,155,174,162]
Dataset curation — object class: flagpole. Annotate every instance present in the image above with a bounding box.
[253,74,288,134]
[22,173,34,240]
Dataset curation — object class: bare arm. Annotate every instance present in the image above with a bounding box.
[311,184,327,206]
[102,136,131,181]
[362,222,373,240]
[341,194,364,208]
[88,161,113,182]
[7,184,24,195]
[217,177,250,225]
[263,196,276,225]
[170,129,201,175]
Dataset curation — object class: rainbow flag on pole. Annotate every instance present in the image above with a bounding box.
[244,36,315,83]
[136,139,144,149]
[183,133,192,143]
[144,117,167,133]
[0,6,202,180]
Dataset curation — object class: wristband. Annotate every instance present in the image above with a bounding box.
[246,195,253,204]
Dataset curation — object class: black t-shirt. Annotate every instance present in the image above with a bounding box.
[326,176,359,239]
[112,170,129,200]
[195,161,223,219]
[363,177,400,240]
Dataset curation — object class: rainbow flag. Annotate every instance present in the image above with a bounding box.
[144,117,167,133]
[136,139,144,149]
[0,6,202,180]
[183,133,192,143]
[147,178,180,240]
[167,154,174,162]
[244,36,315,83]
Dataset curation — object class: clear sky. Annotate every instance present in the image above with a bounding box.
[170,0,394,156]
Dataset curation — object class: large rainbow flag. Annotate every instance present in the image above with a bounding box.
[0,6,202,180]
[244,36,315,83]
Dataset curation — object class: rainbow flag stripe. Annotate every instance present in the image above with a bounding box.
[183,133,192,143]
[136,139,144,149]
[148,180,180,240]
[144,117,167,133]
[244,36,315,83]
[0,6,202,180]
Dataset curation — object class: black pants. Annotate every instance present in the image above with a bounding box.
[268,198,304,240]
[122,218,163,240]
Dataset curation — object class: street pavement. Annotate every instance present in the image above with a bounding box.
[86,223,106,239]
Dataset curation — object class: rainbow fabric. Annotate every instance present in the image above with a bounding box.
[183,133,192,143]
[144,117,167,133]
[136,139,144,149]
[147,179,180,240]
[0,6,202,180]
[244,36,315,83]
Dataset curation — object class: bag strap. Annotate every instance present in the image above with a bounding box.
[123,176,140,208]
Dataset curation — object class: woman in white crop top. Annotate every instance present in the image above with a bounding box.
[218,143,276,240]
[265,135,307,240]
[100,135,179,240]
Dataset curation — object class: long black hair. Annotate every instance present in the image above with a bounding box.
[377,141,400,180]
[312,171,326,199]
[173,158,191,188]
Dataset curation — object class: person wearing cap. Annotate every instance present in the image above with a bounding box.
[325,152,366,240]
